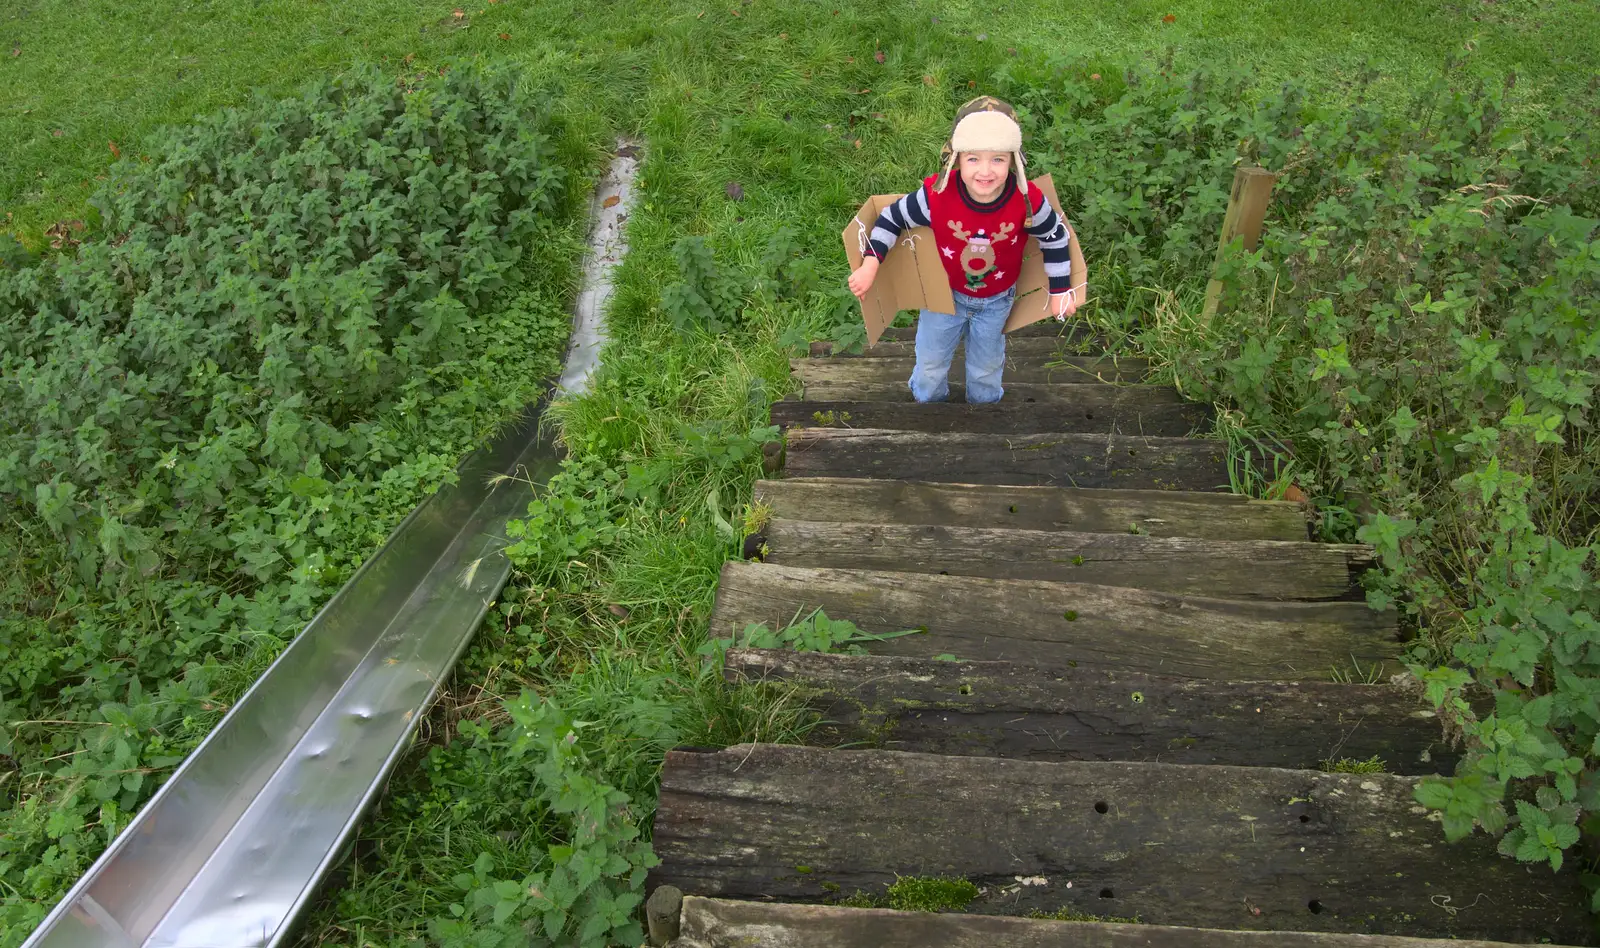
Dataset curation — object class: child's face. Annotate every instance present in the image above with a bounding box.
[959,150,1011,201]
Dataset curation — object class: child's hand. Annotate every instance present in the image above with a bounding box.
[1051,287,1080,320]
[848,257,881,300]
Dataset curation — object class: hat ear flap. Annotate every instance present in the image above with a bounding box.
[935,145,957,192]
[1013,150,1033,218]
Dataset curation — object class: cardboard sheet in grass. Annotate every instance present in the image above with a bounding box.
[844,174,1088,349]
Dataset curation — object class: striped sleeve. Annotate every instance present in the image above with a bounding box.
[1026,194,1074,293]
[864,184,933,261]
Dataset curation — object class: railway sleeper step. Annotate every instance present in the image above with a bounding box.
[816,332,1103,360]
[723,649,1457,774]
[749,518,1371,601]
[648,744,1591,944]
[781,428,1243,491]
[666,896,1580,948]
[870,320,1095,343]
[789,380,1204,405]
[710,561,1400,680]
[752,478,1309,542]
[772,391,1210,437]
[792,356,1150,388]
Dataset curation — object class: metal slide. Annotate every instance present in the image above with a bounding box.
[21,144,639,948]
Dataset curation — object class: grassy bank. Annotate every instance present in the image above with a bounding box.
[301,5,1596,946]
[3,0,1597,941]
[0,62,606,936]
[6,0,1597,246]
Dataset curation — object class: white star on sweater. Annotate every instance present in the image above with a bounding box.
[993,270,1005,281]
[941,246,955,259]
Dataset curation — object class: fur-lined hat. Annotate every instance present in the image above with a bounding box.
[932,96,1031,213]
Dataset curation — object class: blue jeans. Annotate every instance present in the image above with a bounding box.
[909,287,1016,404]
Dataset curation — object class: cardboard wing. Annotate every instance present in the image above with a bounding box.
[841,174,1087,348]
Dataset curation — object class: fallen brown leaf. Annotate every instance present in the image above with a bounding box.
[498,31,510,39]
[846,55,855,63]
[725,181,744,201]
[601,195,620,208]
[108,141,120,158]
[922,74,936,86]
[51,129,63,138]
[1090,73,1101,80]
[730,5,740,14]
[10,46,19,58]
[779,31,788,39]
[606,603,631,620]
[404,52,416,64]
[1283,484,1309,503]
[1162,12,1176,22]
[853,138,862,149]
[967,79,976,88]
[851,87,871,94]
[696,9,705,17]
[44,220,85,250]
[452,7,465,17]
[874,48,885,63]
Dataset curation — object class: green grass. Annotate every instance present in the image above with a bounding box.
[5,0,1598,941]
[5,0,1595,246]
[0,0,657,244]
[1028,906,1143,924]
[836,875,981,912]
[1322,755,1389,774]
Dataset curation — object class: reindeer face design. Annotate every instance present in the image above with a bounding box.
[947,220,1015,287]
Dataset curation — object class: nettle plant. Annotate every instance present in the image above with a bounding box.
[661,225,855,346]
[430,695,657,948]
[0,61,566,590]
[0,61,578,927]
[698,607,923,659]
[504,419,780,592]
[1000,57,1598,882]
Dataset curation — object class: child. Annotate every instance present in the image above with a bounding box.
[847,96,1078,404]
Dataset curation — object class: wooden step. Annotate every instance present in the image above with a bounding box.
[771,390,1210,436]
[792,380,1188,404]
[723,650,1455,774]
[873,320,1093,342]
[842,334,1097,360]
[755,519,1369,600]
[752,479,1309,542]
[783,429,1231,491]
[710,562,1400,679]
[649,745,1590,943]
[792,356,1150,388]
[671,897,1568,948]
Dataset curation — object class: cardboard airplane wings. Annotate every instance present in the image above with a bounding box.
[841,174,1088,349]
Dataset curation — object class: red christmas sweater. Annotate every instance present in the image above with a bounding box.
[864,174,1073,300]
